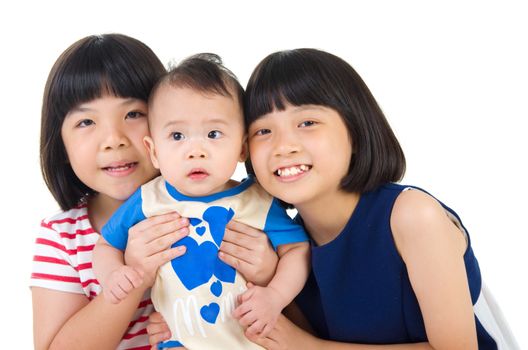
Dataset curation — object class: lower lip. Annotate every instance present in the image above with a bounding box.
[103,163,138,177]
[188,173,209,181]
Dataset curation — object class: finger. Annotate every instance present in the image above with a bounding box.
[143,219,189,245]
[247,320,265,335]
[109,287,127,303]
[131,212,182,234]
[124,267,144,288]
[239,311,258,327]
[218,240,253,263]
[149,246,186,268]
[232,301,252,319]
[259,323,274,338]
[222,228,255,248]
[226,220,263,238]
[147,331,171,346]
[149,311,165,323]
[145,226,189,255]
[245,329,277,349]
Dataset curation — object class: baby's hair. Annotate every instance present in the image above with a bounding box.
[245,48,405,193]
[149,53,244,115]
[40,33,166,210]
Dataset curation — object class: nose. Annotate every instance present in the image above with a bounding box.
[101,124,130,151]
[186,140,207,159]
[273,131,300,157]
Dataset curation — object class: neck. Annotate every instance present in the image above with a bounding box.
[87,194,123,233]
[296,190,360,246]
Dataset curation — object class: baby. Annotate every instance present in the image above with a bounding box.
[93,54,310,350]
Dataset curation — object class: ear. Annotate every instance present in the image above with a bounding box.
[239,136,249,162]
[143,136,160,169]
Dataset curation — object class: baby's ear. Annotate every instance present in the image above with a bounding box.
[143,136,160,169]
[239,137,249,162]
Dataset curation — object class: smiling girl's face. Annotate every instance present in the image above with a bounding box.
[248,104,352,208]
[61,95,159,204]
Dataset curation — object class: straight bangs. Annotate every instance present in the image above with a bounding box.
[245,49,344,127]
[47,36,164,125]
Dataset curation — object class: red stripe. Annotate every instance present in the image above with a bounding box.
[138,299,153,308]
[122,328,147,339]
[33,255,69,265]
[59,228,96,239]
[42,214,89,227]
[81,279,99,288]
[36,238,94,255]
[125,346,150,350]
[128,315,149,328]
[31,272,81,283]
[77,262,92,270]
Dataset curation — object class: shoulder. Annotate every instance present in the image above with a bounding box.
[390,188,466,258]
[40,205,90,232]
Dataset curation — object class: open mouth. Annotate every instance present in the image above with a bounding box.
[102,162,138,172]
[274,164,312,177]
[188,168,209,179]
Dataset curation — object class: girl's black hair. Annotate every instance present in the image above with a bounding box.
[245,48,405,193]
[40,33,166,210]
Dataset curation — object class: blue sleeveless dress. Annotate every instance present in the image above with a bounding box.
[296,183,499,349]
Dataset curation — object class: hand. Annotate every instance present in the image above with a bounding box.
[102,265,143,304]
[245,313,320,350]
[219,220,278,285]
[233,283,288,337]
[147,311,171,348]
[124,212,189,286]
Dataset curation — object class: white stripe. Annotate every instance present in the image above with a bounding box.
[474,282,520,350]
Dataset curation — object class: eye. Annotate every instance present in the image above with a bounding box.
[126,111,146,119]
[299,120,316,128]
[208,130,223,139]
[254,128,271,136]
[170,132,185,141]
[76,119,94,128]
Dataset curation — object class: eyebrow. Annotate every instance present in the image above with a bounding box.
[162,117,231,129]
[290,105,328,113]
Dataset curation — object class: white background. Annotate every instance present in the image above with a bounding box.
[0,0,526,347]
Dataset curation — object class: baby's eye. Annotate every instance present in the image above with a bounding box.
[126,111,145,119]
[171,132,185,141]
[208,130,223,139]
[76,119,94,128]
[299,120,316,128]
[254,129,271,136]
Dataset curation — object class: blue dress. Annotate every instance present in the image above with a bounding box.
[296,183,500,349]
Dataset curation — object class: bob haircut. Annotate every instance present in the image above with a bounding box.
[41,33,166,211]
[245,48,405,194]
[149,53,244,117]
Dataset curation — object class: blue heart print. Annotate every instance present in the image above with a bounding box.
[196,226,206,236]
[170,206,236,291]
[210,280,222,297]
[200,302,220,324]
[203,206,234,247]
[189,218,202,226]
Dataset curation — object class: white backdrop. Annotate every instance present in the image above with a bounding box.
[1,0,526,347]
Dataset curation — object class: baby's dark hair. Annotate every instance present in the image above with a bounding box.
[149,53,244,117]
[245,48,405,193]
[40,33,166,210]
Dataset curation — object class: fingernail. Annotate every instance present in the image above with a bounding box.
[177,246,186,251]
[179,218,188,225]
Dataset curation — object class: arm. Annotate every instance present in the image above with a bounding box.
[234,241,310,336]
[33,212,189,350]
[32,284,149,350]
[248,191,477,350]
[93,237,143,303]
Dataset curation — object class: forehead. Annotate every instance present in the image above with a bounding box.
[149,84,242,126]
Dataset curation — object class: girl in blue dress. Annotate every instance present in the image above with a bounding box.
[239,48,516,350]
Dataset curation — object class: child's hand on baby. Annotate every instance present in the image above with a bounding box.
[102,265,144,304]
[233,282,288,337]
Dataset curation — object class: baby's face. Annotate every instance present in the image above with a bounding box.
[145,85,246,197]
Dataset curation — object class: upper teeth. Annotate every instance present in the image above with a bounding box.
[107,164,132,171]
[277,165,309,176]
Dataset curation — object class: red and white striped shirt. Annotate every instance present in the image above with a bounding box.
[30,204,153,350]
